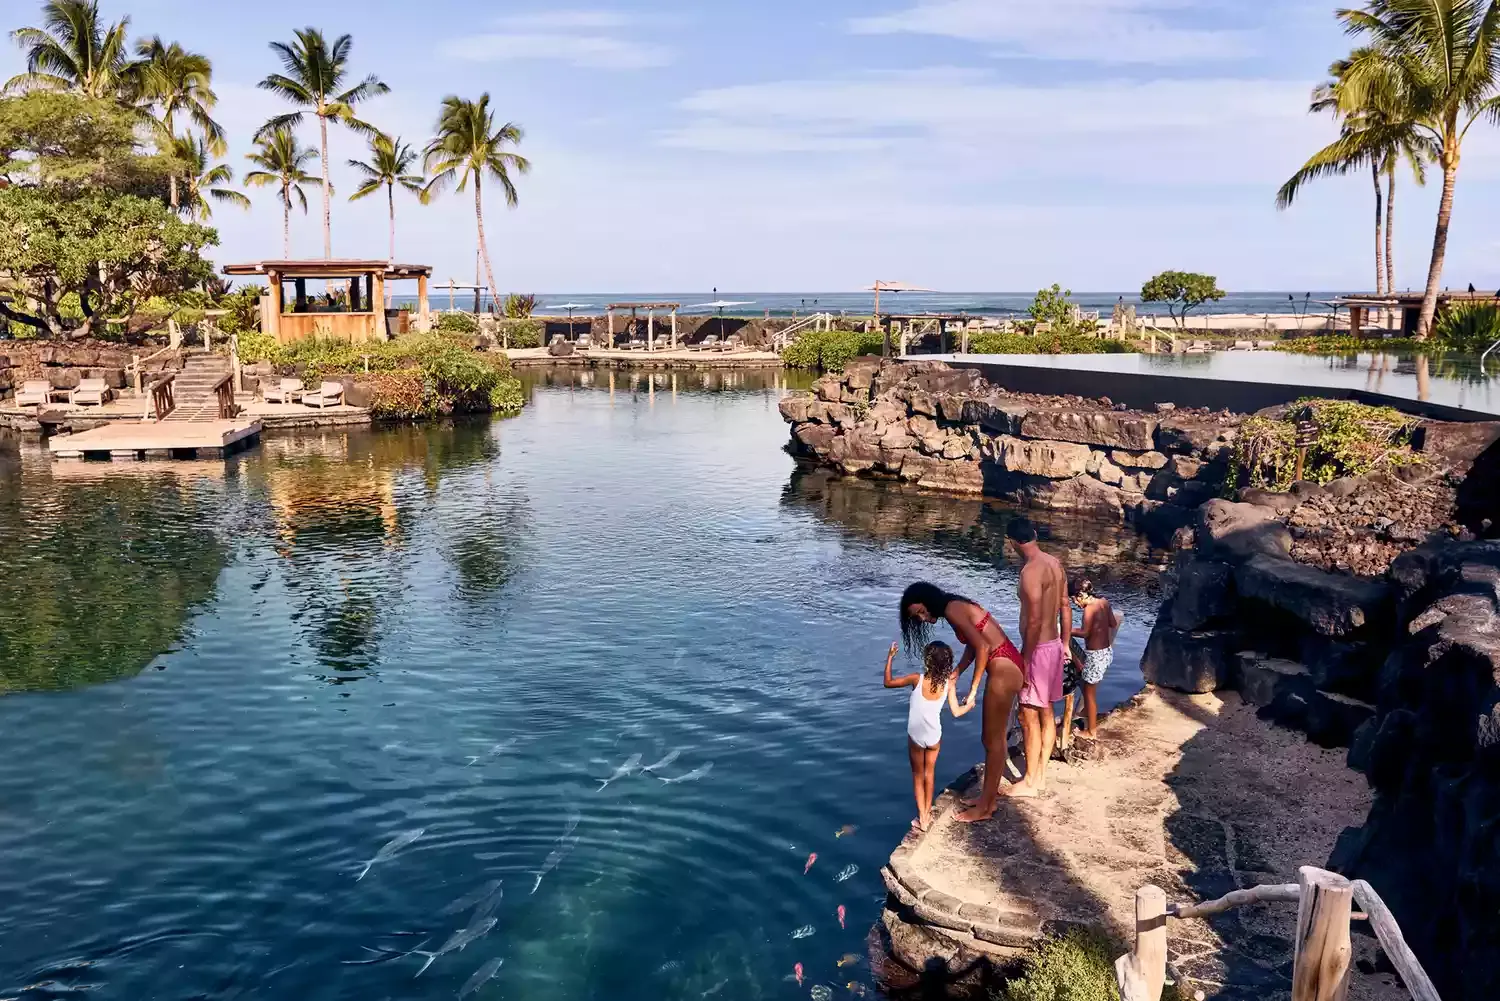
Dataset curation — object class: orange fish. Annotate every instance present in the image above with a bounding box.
[837,905,846,929]
[835,825,856,838]
[804,853,817,874]
[794,963,804,986]
[837,954,860,968]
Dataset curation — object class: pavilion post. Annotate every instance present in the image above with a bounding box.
[607,308,615,346]
[294,278,308,313]
[350,273,362,313]
[647,309,655,351]
[372,270,387,340]
[671,309,678,349]
[266,272,282,341]
[417,273,429,326]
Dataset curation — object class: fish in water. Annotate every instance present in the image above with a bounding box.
[597,753,642,791]
[835,825,857,838]
[411,917,497,976]
[811,986,833,1001]
[467,881,505,922]
[835,864,858,883]
[846,983,868,996]
[657,960,683,976]
[701,980,727,997]
[355,828,425,881]
[804,853,817,875]
[794,963,804,986]
[440,880,503,917]
[658,763,714,784]
[837,905,846,929]
[640,749,682,774]
[837,954,860,968]
[459,957,504,998]
[791,925,816,939]
[531,834,580,894]
[561,807,582,839]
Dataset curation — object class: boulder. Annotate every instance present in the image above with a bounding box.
[868,400,907,426]
[880,425,916,452]
[826,403,857,429]
[46,367,82,390]
[1325,476,1362,499]
[1167,480,1218,509]
[1171,560,1235,631]
[844,357,880,391]
[1239,487,1300,515]
[793,422,837,454]
[1111,449,1169,470]
[900,454,985,494]
[96,368,126,390]
[908,414,939,440]
[547,339,574,357]
[815,375,842,402]
[937,394,967,423]
[1234,554,1391,637]
[940,434,974,460]
[995,436,1093,479]
[1142,622,1236,693]
[907,390,939,418]
[829,431,882,473]
[1029,475,1126,520]
[1156,416,1230,455]
[1095,455,1124,486]
[1235,651,1313,707]
[344,382,374,409]
[1197,498,1293,563]
[778,393,813,424]
[1170,455,1204,480]
[1021,408,1157,450]
[961,397,1028,435]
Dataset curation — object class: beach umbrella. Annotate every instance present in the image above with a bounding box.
[546,302,592,339]
[685,300,756,345]
[866,281,935,356]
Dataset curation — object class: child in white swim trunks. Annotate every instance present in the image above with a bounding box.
[883,640,975,831]
[1070,578,1122,738]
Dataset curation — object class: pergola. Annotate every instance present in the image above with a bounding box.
[605,302,681,350]
[883,313,980,354]
[223,259,433,343]
[1338,291,1500,338]
[867,281,935,357]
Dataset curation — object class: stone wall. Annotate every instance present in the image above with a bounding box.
[780,358,1242,543]
[0,341,181,402]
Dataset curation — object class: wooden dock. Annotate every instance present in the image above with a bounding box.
[48,419,263,460]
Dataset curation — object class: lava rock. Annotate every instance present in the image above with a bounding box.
[1197,499,1294,564]
[1142,622,1237,693]
[1234,555,1391,638]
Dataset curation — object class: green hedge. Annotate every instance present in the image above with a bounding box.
[781,327,887,371]
[435,311,478,334]
[967,331,1128,355]
[497,318,542,349]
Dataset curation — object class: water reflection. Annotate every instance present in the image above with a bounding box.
[519,366,817,399]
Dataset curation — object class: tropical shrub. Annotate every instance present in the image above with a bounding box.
[968,331,1127,355]
[497,318,542,349]
[365,370,428,419]
[998,928,1182,1001]
[781,327,885,371]
[436,311,479,333]
[215,285,266,336]
[504,293,537,318]
[1434,301,1500,350]
[1140,271,1226,328]
[1228,399,1418,491]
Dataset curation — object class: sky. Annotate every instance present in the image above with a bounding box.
[6,0,1500,294]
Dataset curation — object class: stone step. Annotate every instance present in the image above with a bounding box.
[1236,650,1374,748]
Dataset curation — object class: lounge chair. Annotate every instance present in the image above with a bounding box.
[575,335,593,351]
[721,334,743,352]
[1255,339,1277,350]
[302,381,344,409]
[1233,340,1253,351]
[264,378,304,404]
[70,378,111,406]
[625,337,645,351]
[695,335,720,352]
[14,379,51,408]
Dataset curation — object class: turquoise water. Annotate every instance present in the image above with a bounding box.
[0,372,1164,1000]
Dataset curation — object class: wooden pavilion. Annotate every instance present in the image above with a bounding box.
[605,302,681,349]
[1339,290,1500,338]
[223,259,433,343]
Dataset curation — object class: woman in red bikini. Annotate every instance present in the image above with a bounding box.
[899,582,1025,822]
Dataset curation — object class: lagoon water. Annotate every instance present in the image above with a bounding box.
[0,372,1165,1001]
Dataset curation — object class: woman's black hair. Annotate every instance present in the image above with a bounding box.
[899,581,975,655]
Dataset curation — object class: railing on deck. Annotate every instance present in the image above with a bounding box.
[145,373,175,422]
[1116,867,1439,1001]
[777,312,836,350]
[128,346,174,395]
[211,373,235,420]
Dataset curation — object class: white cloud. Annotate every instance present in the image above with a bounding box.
[441,33,671,70]
[492,10,632,30]
[850,0,1253,64]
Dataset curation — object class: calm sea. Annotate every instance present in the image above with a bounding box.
[0,371,1166,1001]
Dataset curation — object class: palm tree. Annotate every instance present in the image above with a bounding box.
[134,36,222,210]
[1278,52,1433,311]
[348,133,424,263]
[5,0,134,98]
[257,28,389,259]
[245,127,319,257]
[1336,0,1500,339]
[172,134,249,221]
[422,95,530,318]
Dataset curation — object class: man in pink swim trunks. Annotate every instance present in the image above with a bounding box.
[1004,517,1073,798]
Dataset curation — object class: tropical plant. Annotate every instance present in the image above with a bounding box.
[1433,299,1500,347]
[1335,0,1500,339]
[257,28,388,258]
[347,132,423,262]
[244,126,319,257]
[171,133,248,220]
[422,94,530,322]
[0,90,172,195]
[503,293,536,318]
[781,327,886,371]
[1228,399,1417,491]
[1140,271,1227,328]
[5,0,135,99]
[133,36,222,209]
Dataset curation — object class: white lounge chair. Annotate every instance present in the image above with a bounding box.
[14,379,50,408]
[264,378,304,404]
[575,335,593,351]
[721,334,743,352]
[695,334,720,352]
[70,378,111,406]
[302,381,344,409]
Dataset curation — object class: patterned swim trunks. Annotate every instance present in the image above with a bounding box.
[1082,647,1113,686]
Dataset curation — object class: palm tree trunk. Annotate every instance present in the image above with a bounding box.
[318,113,332,259]
[1417,141,1459,341]
[474,176,500,329]
[169,173,179,211]
[281,184,291,258]
[1385,165,1396,302]
[1371,161,1384,297]
[387,183,396,264]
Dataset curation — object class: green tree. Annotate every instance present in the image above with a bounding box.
[244,126,319,256]
[1278,52,1434,300]
[1336,0,1500,339]
[422,94,530,318]
[0,187,217,338]
[172,133,249,220]
[0,90,171,195]
[1140,271,1226,328]
[4,0,135,99]
[257,28,389,259]
[133,36,222,210]
[348,132,423,263]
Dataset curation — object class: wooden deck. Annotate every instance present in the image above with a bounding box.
[48,419,262,460]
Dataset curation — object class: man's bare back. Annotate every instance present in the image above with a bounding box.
[1019,552,1067,651]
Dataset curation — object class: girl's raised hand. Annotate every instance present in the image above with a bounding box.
[888,641,899,658]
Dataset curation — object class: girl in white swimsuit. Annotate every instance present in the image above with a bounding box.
[883,640,976,831]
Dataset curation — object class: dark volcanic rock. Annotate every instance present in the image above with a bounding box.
[1197,499,1293,564]
[1234,555,1391,637]
[1020,408,1158,450]
[1142,622,1236,693]
[1171,560,1235,631]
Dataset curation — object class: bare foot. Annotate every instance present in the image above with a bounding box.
[919,815,933,832]
[1000,781,1039,799]
[953,802,995,823]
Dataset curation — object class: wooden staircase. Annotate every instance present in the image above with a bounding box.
[160,354,235,422]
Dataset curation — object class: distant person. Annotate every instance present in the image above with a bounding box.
[1069,577,1122,739]
[898,582,1024,824]
[1006,517,1072,799]
[883,640,975,831]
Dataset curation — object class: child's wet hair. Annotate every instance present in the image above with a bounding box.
[923,641,955,685]
[1070,576,1097,601]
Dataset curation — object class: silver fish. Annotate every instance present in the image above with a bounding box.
[531,834,580,894]
[597,753,642,791]
[440,880,503,917]
[658,763,714,784]
[459,957,504,998]
[657,960,683,975]
[561,807,582,839]
[412,917,497,976]
[355,828,425,881]
[791,924,816,939]
[466,882,505,923]
[702,979,727,997]
[640,749,682,773]
[811,986,833,1001]
[835,864,859,882]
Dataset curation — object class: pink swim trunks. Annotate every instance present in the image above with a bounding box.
[1020,639,1066,708]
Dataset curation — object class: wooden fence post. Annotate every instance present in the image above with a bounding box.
[1292,866,1353,1001]
[1115,885,1167,1001]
